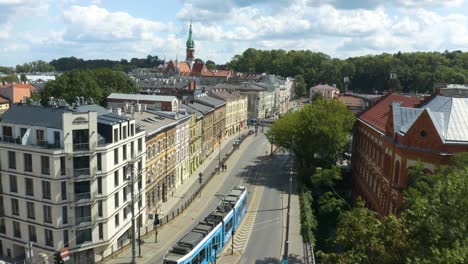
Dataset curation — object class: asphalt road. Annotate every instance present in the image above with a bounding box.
[238,151,290,264]
[135,132,271,264]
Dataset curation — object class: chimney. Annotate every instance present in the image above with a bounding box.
[75,97,80,106]
[116,108,122,116]
[80,96,85,105]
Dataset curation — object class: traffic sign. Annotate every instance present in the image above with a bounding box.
[60,248,70,262]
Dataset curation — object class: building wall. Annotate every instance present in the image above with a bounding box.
[352,116,467,216]
[0,111,146,263]
[201,112,214,160]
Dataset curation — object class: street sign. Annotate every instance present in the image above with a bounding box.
[60,248,70,261]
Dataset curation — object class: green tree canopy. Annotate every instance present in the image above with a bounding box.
[16,60,55,73]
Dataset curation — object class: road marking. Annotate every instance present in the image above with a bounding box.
[252,217,280,226]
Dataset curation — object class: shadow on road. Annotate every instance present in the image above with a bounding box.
[254,255,305,264]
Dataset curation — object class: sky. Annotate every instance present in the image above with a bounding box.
[0,0,467,67]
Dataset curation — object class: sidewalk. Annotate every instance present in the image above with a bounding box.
[103,129,249,263]
[280,187,305,263]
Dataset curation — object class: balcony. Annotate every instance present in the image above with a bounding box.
[73,143,89,152]
[74,192,91,202]
[0,136,61,149]
[69,168,96,180]
[75,215,92,225]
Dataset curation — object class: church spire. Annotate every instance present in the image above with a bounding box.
[186,19,195,69]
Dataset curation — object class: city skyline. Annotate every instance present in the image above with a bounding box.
[1,0,468,67]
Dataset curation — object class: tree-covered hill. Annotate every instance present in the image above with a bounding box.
[228,49,468,94]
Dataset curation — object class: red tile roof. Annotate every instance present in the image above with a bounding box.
[178,62,191,74]
[358,93,422,132]
[200,69,231,77]
[191,62,205,75]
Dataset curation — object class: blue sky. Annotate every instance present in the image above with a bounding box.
[1,0,467,67]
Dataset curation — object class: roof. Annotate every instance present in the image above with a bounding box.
[0,104,72,129]
[395,96,468,143]
[184,102,214,115]
[121,110,177,136]
[310,84,339,91]
[178,62,191,74]
[358,93,422,132]
[75,104,112,116]
[194,94,226,108]
[191,63,205,75]
[201,69,231,77]
[0,96,9,104]
[107,93,176,102]
[180,105,203,118]
[338,96,364,107]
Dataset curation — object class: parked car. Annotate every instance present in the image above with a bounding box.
[248,130,254,135]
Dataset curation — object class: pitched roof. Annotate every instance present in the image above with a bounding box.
[1,104,72,129]
[191,62,205,75]
[107,93,176,102]
[200,69,231,77]
[358,93,422,132]
[194,95,226,108]
[178,62,191,74]
[184,102,214,114]
[310,84,339,91]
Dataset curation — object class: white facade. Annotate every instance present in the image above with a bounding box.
[0,105,146,264]
[174,115,190,188]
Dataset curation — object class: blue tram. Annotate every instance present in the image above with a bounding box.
[163,186,248,264]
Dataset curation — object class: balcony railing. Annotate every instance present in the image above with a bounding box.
[73,143,90,152]
[0,136,61,149]
[74,192,91,202]
[74,168,91,177]
[75,215,92,225]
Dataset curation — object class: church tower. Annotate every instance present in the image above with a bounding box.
[186,20,195,69]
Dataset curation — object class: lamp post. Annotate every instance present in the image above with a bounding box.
[199,173,203,198]
[126,166,137,264]
[282,140,294,264]
[154,205,161,243]
[218,133,221,174]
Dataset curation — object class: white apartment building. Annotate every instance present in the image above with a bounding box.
[0,104,146,264]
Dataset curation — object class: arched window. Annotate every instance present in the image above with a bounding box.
[72,117,88,124]
[393,160,401,184]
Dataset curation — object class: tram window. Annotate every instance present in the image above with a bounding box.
[200,248,206,262]
[225,219,233,236]
[192,255,199,264]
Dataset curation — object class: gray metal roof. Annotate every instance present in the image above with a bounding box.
[184,102,214,114]
[0,104,72,129]
[107,93,176,102]
[195,95,226,108]
[395,96,468,143]
[74,104,111,116]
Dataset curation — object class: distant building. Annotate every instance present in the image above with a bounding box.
[0,83,38,103]
[352,93,468,216]
[338,95,365,114]
[210,90,248,137]
[434,83,468,97]
[107,93,179,112]
[0,96,10,111]
[309,84,340,100]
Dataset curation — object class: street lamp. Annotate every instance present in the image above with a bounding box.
[154,205,161,243]
[199,173,203,197]
[218,133,222,174]
[282,141,294,264]
[125,166,137,264]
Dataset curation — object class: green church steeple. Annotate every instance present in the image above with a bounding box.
[186,20,194,49]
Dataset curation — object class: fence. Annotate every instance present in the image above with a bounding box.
[99,134,249,262]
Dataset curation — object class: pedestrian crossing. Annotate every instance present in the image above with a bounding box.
[224,184,264,254]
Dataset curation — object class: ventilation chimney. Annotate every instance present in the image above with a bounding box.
[75,97,80,106]
[116,108,122,116]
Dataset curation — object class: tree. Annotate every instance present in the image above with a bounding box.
[266,99,355,169]
[0,66,13,74]
[20,74,27,82]
[294,74,307,98]
[206,60,216,70]
[318,153,468,264]
[16,60,54,73]
[1,74,19,83]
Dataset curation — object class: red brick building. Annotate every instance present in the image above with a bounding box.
[352,93,468,216]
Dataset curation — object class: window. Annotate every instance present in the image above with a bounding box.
[61,182,67,200]
[8,151,16,169]
[54,131,60,146]
[0,219,5,234]
[60,157,66,176]
[9,175,17,193]
[45,229,53,247]
[114,148,119,165]
[138,179,142,191]
[131,141,135,158]
[130,124,135,136]
[42,181,51,199]
[114,171,119,187]
[13,221,21,238]
[28,225,37,242]
[97,177,102,195]
[138,138,142,152]
[41,156,50,175]
[25,178,34,196]
[36,130,45,145]
[114,128,119,143]
[24,153,32,172]
[114,193,119,208]
[122,126,127,140]
[99,223,104,240]
[62,206,68,224]
[123,206,128,219]
[115,213,119,227]
[123,187,127,202]
[11,198,19,216]
[64,230,69,247]
[138,195,142,209]
[97,153,102,171]
[200,248,206,262]
[76,229,92,244]
[138,160,142,174]
[43,205,52,223]
[27,202,35,219]
[98,201,103,217]
[123,145,127,160]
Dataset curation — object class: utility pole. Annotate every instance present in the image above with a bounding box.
[218,133,221,174]
[282,141,294,264]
